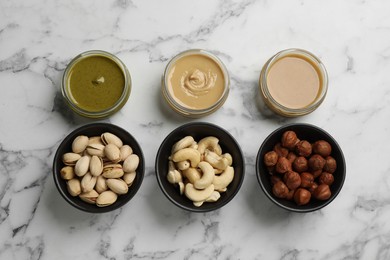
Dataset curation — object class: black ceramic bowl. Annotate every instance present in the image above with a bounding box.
[256,123,346,213]
[155,122,245,212]
[53,123,145,213]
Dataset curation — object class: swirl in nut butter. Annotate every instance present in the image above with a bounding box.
[182,69,217,96]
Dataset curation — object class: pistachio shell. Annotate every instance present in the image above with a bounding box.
[95,175,108,193]
[120,145,133,161]
[106,178,128,195]
[81,172,97,193]
[104,144,121,163]
[102,164,124,178]
[60,166,75,180]
[72,135,89,154]
[90,155,103,177]
[67,178,81,196]
[123,154,139,173]
[62,153,81,166]
[101,132,123,148]
[96,191,117,207]
[79,189,99,204]
[88,136,104,145]
[86,143,105,157]
[123,172,136,186]
[74,155,90,177]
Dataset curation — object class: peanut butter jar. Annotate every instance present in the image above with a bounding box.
[259,49,328,117]
[162,49,230,118]
[62,50,131,118]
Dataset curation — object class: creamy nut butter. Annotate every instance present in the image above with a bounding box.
[259,49,328,117]
[62,50,131,118]
[162,50,230,117]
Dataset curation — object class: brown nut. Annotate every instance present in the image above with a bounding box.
[313,140,332,157]
[270,175,282,185]
[286,189,295,201]
[264,151,278,167]
[308,182,319,195]
[273,143,289,158]
[281,131,299,150]
[272,181,289,199]
[308,154,326,171]
[312,169,323,179]
[283,171,301,190]
[300,172,314,188]
[295,140,312,157]
[313,184,331,200]
[318,172,334,185]
[293,156,308,173]
[294,188,311,205]
[286,152,297,164]
[275,157,292,174]
[323,156,337,173]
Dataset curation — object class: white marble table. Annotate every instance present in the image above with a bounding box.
[1,0,390,259]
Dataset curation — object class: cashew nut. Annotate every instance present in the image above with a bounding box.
[167,161,182,184]
[182,167,201,184]
[204,150,229,170]
[213,166,234,191]
[178,182,185,195]
[171,136,195,154]
[184,183,215,202]
[197,137,222,155]
[176,160,190,171]
[222,153,233,166]
[194,161,215,189]
[171,148,200,167]
[206,191,221,202]
[193,201,204,207]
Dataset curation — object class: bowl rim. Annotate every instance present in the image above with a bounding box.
[255,123,346,213]
[52,122,145,213]
[155,122,245,212]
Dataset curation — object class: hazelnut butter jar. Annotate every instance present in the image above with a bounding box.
[62,50,131,118]
[162,49,230,118]
[259,49,328,117]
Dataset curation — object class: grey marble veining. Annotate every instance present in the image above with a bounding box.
[1,0,390,259]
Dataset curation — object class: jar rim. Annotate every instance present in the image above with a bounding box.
[162,49,230,117]
[62,50,131,118]
[259,48,328,117]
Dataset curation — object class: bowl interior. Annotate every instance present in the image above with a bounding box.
[53,123,145,213]
[156,122,245,212]
[256,123,346,212]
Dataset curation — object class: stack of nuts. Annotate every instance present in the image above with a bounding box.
[60,132,139,207]
[167,136,234,207]
[263,130,337,206]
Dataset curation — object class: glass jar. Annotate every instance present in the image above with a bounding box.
[62,50,131,118]
[259,48,328,117]
[162,49,230,118]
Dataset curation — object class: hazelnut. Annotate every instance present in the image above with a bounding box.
[273,143,289,158]
[283,171,301,190]
[264,151,278,167]
[281,131,299,150]
[313,184,331,200]
[308,154,326,171]
[272,181,289,199]
[323,156,337,173]
[312,169,322,179]
[294,188,311,206]
[300,172,314,188]
[270,175,282,185]
[287,152,297,164]
[313,140,332,157]
[318,172,334,185]
[295,140,312,157]
[286,189,295,201]
[308,182,319,194]
[275,157,292,174]
[293,156,308,172]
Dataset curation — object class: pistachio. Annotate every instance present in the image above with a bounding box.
[104,144,121,163]
[72,135,89,154]
[86,143,105,157]
[101,132,123,148]
[95,175,108,193]
[123,154,139,173]
[106,179,128,195]
[123,172,136,186]
[120,145,133,161]
[96,191,117,207]
[74,155,90,177]
[67,179,81,196]
[60,166,75,180]
[88,136,104,145]
[79,189,99,204]
[81,172,97,193]
[102,164,124,178]
[62,152,81,166]
[90,155,103,177]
